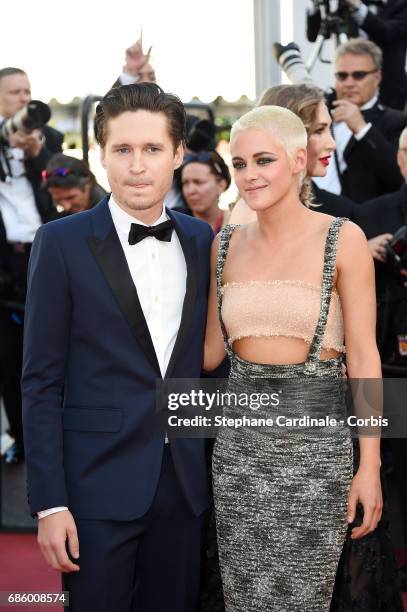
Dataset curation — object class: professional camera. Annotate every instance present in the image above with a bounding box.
[0,100,51,144]
[375,226,407,367]
[386,226,407,272]
[314,0,348,18]
[313,0,383,19]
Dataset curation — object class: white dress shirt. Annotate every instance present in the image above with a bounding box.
[37,196,187,519]
[108,195,187,376]
[313,94,377,195]
[0,119,42,242]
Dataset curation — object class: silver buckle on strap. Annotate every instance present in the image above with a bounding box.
[303,361,316,375]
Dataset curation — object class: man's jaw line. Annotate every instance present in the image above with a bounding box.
[113,193,165,223]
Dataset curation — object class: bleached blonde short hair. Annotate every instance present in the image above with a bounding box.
[230,105,308,157]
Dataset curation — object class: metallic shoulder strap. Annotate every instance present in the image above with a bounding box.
[216,224,238,357]
[304,217,348,374]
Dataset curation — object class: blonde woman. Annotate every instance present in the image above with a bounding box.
[204,106,382,611]
[230,84,356,225]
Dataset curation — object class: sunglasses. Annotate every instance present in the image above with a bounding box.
[335,69,378,82]
[41,167,86,181]
[184,152,213,163]
[183,152,224,176]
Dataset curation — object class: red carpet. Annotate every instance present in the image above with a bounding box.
[0,534,62,611]
[397,550,407,611]
[1,533,406,611]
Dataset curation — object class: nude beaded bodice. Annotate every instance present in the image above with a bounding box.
[221,279,344,352]
[217,219,347,357]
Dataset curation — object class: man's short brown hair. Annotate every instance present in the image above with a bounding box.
[336,38,383,70]
[95,83,186,151]
[0,67,27,84]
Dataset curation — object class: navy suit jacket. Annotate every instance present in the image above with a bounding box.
[22,196,213,520]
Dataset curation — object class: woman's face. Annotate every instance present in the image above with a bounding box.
[306,101,336,177]
[181,162,225,215]
[231,128,306,211]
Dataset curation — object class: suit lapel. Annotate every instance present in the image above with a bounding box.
[164,209,199,379]
[86,198,161,376]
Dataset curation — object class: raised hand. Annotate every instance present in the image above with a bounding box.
[123,32,152,77]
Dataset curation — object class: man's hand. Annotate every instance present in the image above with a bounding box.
[332,99,367,134]
[7,129,44,158]
[37,510,80,573]
[367,233,392,263]
[123,34,152,77]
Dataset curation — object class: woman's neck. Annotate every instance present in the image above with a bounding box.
[194,206,221,228]
[256,192,309,242]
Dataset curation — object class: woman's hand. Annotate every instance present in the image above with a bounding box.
[347,464,383,539]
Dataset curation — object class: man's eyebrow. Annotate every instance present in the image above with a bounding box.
[111,141,164,148]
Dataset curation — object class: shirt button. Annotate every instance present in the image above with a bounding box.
[154,296,159,303]
[152,252,156,259]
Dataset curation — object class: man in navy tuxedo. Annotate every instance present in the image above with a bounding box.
[22,83,213,612]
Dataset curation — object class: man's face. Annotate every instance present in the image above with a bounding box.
[397,134,407,184]
[138,62,156,83]
[335,53,381,107]
[47,183,92,214]
[0,73,31,118]
[100,110,183,218]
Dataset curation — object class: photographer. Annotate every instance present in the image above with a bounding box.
[355,127,407,591]
[0,67,63,465]
[355,126,407,364]
[312,38,407,202]
[114,34,156,87]
[307,0,407,110]
[42,154,107,216]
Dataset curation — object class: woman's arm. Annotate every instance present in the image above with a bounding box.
[203,235,227,371]
[336,221,383,539]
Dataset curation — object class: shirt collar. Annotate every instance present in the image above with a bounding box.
[361,94,379,111]
[108,194,168,239]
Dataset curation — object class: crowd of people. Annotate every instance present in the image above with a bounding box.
[1,4,407,610]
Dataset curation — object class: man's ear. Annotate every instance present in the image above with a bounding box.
[376,69,382,87]
[397,149,402,168]
[174,143,184,170]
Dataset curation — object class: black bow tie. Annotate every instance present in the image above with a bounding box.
[128,219,174,245]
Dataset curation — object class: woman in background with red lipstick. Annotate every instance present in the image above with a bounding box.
[230,84,356,224]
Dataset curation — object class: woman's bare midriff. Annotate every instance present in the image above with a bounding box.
[232,335,340,365]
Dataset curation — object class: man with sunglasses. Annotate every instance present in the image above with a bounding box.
[307,0,407,111]
[314,38,407,203]
[0,67,63,465]
[42,154,107,216]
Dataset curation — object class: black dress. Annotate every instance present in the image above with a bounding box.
[329,440,403,612]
